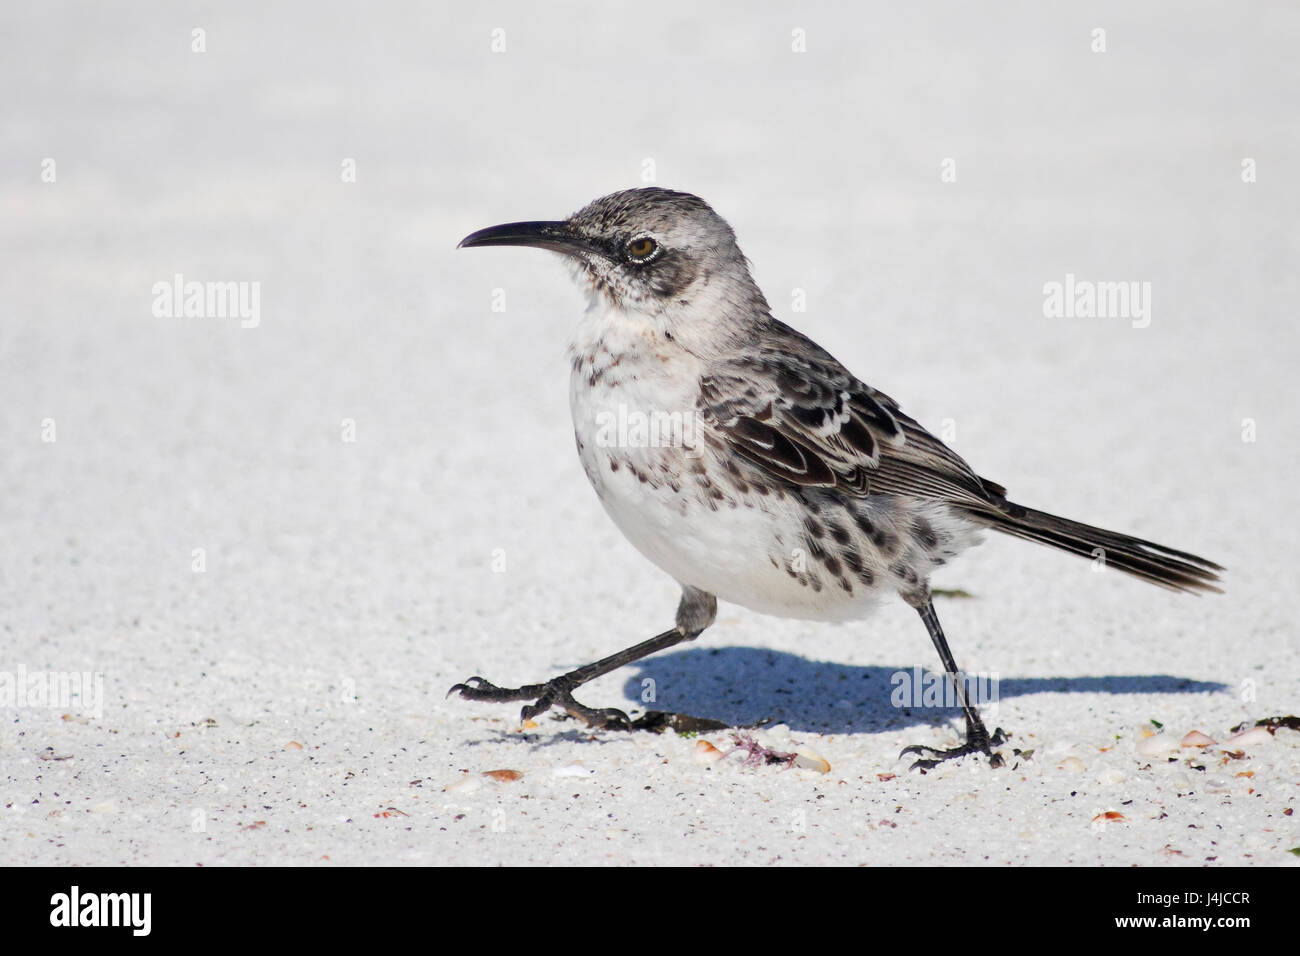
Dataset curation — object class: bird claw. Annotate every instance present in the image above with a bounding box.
[448,674,632,730]
[559,701,633,731]
[445,675,489,698]
[447,675,545,703]
[900,727,1007,771]
[525,684,633,730]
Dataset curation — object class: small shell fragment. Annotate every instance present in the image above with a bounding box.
[1136,734,1180,757]
[444,773,482,795]
[283,741,303,751]
[483,769,523,782]
[1181,731,1216,748]
[1092,810,1126,824]
[793,751,831,773]
[1058,756,1085,773]
[552,762,593,778]
[1224,726,1272,748]
[693,740,725,764]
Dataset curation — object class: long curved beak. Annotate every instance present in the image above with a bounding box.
[457,220,599,258]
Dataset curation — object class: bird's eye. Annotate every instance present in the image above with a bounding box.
[626,236,659,262]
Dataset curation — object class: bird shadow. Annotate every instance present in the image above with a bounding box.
[616,646,1227,735]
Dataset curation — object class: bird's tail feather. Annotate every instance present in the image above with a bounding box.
[963,501,1223,594]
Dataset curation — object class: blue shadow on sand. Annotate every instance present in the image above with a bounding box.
[618,646,1227,735]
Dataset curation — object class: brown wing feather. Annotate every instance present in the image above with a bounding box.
[697,319,1004,507]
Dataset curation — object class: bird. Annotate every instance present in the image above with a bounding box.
[448,187,1222,769]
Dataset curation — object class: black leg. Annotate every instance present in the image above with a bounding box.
[448,626,701,729]
[449,586,719,730]
[899,598,1006,770]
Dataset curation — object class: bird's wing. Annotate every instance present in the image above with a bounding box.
[696,320,1006,507]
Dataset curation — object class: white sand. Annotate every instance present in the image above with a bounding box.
[1,2,1297,866]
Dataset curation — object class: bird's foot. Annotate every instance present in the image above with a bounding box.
[447,676,632,730]
[900,726,1007,772]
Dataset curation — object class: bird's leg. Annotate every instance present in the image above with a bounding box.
[899,597,1006,770]
[448,588,717,730]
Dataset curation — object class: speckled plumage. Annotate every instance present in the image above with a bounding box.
[567,295,984,621]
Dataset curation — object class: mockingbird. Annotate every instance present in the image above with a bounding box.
[449,187,1221,769]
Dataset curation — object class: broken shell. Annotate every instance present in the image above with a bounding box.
[1136,734,1180,757]
[1092,810,1127,824]
[693,740,725,764]
[444,773,482,795]
[1180,731,1216,748]
[1224,726,1272,748]
[482,769,523,782]
[793,751,831,773]
[552,762,593,778]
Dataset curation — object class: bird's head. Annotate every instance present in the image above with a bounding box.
[459,188,761,314]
